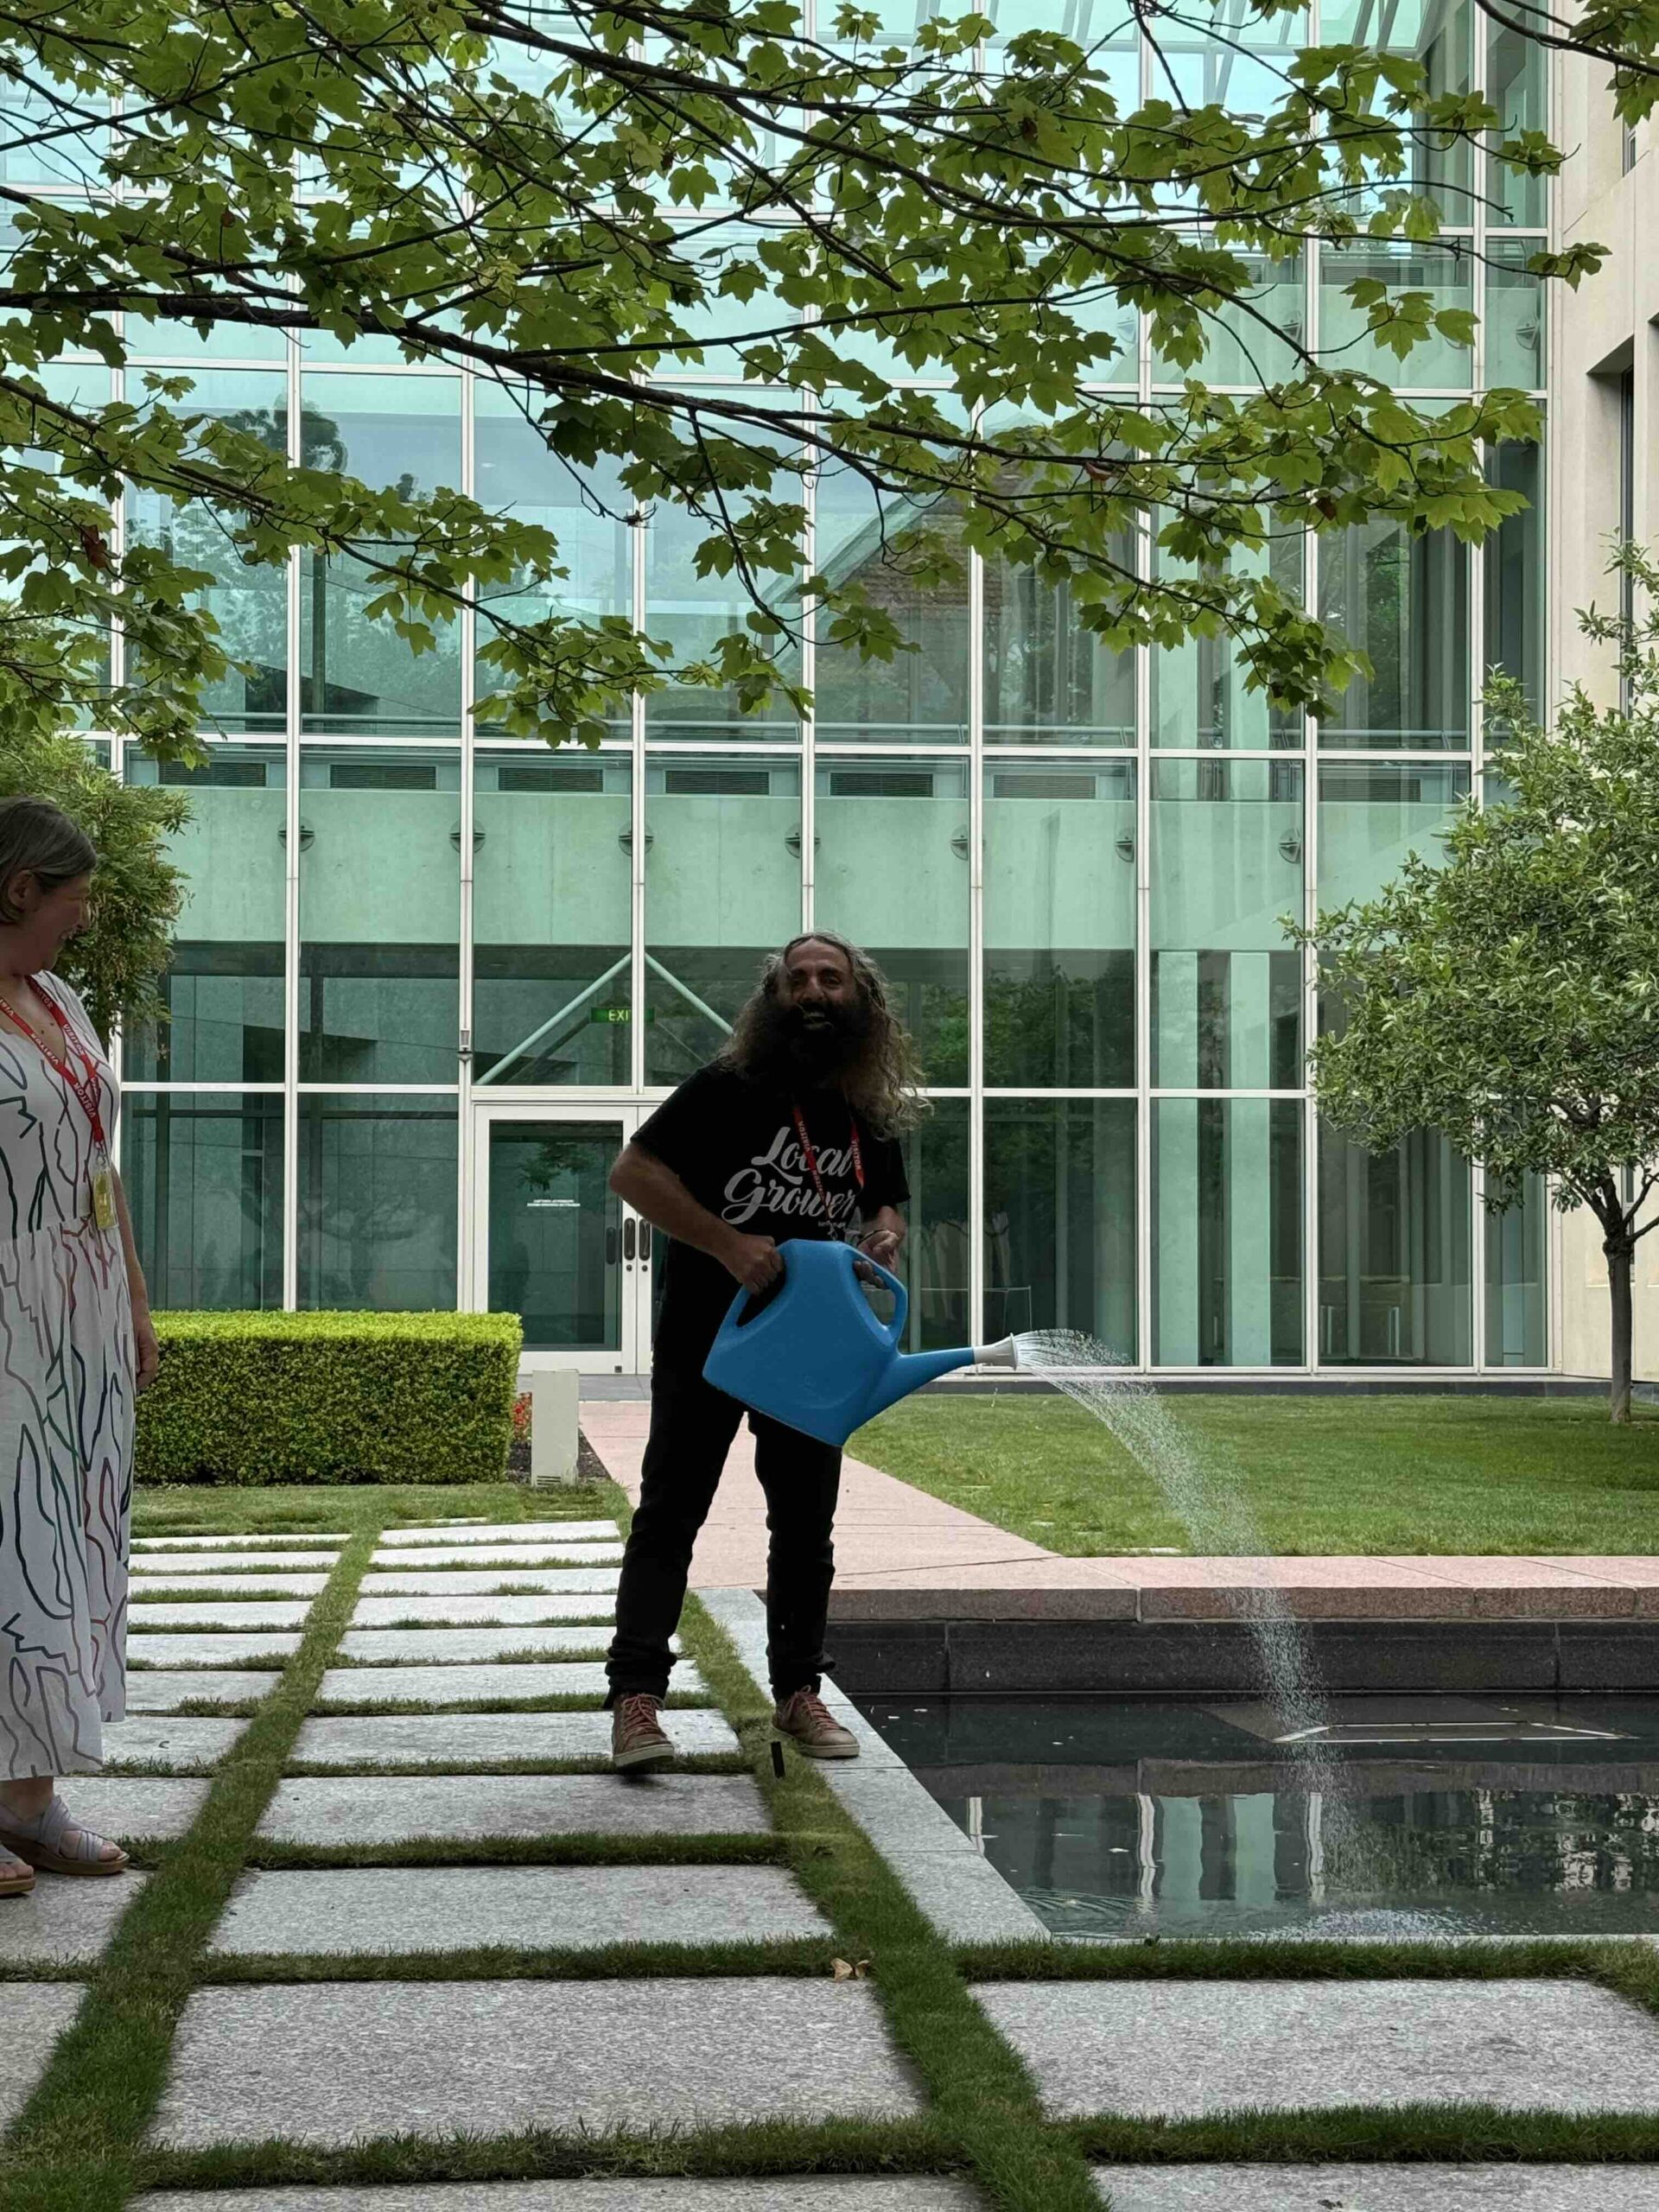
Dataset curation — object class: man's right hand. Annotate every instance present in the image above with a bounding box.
[722,1232,784,1292]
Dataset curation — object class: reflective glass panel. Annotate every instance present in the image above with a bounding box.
[1316,761,1468,909]
[1486,1173,1548,1366]
[1151,252,1306,387]
[474,748,632,1084]
[984,537,1136,746]
[1154,1098,1303,1363]
[0,79,106,185]
[985,763,1135,1088]
[816,757,969,1084]
[1318,521,1470,750]
[486,1118,625,1351]
[1164,2,1305,117]
[897,1097,970,1351]
[122,1093,283,1310]
[1319,244,1474,388]
[1150,759,1304,1088]
[984,1097,1135,1351]
[1485,436,1543,713]
[1319,1122,1471,1364]
[1152,528,1303,749]
[1487,15,1548,227]
[1320,0,1474,214]
[298,1094,459,1309]
[123,745,286,1082]
[298,747,461,1083]
[1486,242,1545,390]
[644,753,801,1082]
[298,373,463,734]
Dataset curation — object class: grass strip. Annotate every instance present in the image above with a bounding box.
[279,1752,751,1777]
[959,1936,1659,1982]
[1071,2106,1659,2163]
[245,1832,790,1871]
[1,1529,377,2212]
[308,1689,710,1715]
[130,1478,621,1541]
[201,1936,841,1984]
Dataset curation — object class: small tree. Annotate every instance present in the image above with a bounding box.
[1291,544,1659,1422]
[0,726,188,1043]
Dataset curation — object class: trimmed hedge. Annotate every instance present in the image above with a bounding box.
[136,1311,524,1484]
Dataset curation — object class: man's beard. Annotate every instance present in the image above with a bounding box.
[746,995,871,1088]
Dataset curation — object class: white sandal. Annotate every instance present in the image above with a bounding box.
[0,1844,34,1897]
[0,1793,128,1877]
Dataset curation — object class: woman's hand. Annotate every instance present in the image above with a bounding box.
[132,1307,161,1394]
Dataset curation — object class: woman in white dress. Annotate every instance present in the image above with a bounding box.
[0,797,161,1897]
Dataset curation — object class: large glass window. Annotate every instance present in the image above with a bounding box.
[1319,1122,1471,1364]
[984,764,1135,1087]
[984,542,1136,747]
[985,1097,1135,1352]
[1150,760,1304,1088]
[1319,244,1474,388]
[644,753,801,1082]
[1486,244,1545,393]
[1152,252,1306,387]
[298,1094,458,1308]
[124,746,286,1083]
[1485,436,1543,713]
[1316,762,1469,909]
[1319,0,1474,214]
[473,749,632,1085]
[1486,1174,1548,1366]
[122,1093,283,1309]
[1152,530,1303,750]
[1317,520,1469,750]
[816,757,970,1084]
[1487,15,1548,227]
[898,1098,970,1351]
[1154,1099,1302,1363]
[297,747,461,1083]
[298,372,463,735]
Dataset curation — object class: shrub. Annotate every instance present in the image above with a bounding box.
[136,1311,524,1485]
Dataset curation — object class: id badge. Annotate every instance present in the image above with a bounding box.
[91,1156,117,1232]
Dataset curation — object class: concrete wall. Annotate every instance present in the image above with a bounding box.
[1550,54,1659,1376]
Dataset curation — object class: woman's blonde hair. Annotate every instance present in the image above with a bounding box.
[724,931,931,1137]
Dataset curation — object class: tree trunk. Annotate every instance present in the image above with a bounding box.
[1605,1236,1635,1425]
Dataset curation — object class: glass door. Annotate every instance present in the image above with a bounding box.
[473,1105,650,1372]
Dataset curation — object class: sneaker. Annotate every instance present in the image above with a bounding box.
[612,1692,674,1774]
[772,1688,860,1759]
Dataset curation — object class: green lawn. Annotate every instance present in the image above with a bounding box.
[130,1478,614,1540]
[849,1394,1659,1555]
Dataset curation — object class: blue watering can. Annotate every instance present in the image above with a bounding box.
[702,1236,1020,1447]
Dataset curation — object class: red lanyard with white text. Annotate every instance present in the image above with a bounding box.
[0,985,117,1230]
[791,1099,863,1236]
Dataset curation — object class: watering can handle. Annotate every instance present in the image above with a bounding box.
[849,1242,908,1348]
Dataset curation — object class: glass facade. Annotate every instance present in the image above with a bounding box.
[86,0,1546,1368]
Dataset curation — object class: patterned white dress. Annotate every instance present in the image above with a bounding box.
[0,976,133,1781]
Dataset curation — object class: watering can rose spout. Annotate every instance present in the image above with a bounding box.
[702,1239,1022,1448]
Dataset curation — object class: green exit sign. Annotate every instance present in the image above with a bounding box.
[590,1006,652,1023]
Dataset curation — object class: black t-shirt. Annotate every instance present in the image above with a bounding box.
[634,1060,910,1370]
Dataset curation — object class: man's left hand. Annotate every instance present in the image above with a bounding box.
[857,1226,904,1271]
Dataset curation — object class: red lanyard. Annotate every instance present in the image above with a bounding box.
[0,983,109,1154]
[791,1099,863,1228]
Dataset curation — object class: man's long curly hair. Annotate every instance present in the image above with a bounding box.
[721,931,931,1138]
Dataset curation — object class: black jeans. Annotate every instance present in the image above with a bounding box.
[605,1364,842,1706]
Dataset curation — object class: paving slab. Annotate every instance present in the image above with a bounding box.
[126,1602,314,1630]
[103,1715,248,1770]
[133,1533,350,1549]
[0,1984,85,2125]
[127,1632,301,1667]
[258,1771,770,1844]
[0,1872,148,1967]
[1090,2170,1659,2210]
[150,1979,923,2145]
[372,1544,623,1569]
[58,1777,211,1843]
[358,1569,620,1596]
[334,1628,626,1665]
[211,1863,830,1955]
[130,1573,330,1599]
[133,2184,980,2211]
[350,1596,614,1629]
[125,1671,277,1711]
[131,1552,341,1574]
[313,1662,708,1707]
[976,1980,1659,2118]
[289,1709,738,1768]
[379,1521,620,1545]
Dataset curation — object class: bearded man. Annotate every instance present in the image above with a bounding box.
[605,932,921,1771]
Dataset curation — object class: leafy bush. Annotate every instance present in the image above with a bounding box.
[136,1312,523,1485]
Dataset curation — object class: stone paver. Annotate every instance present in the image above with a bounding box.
[125,1671,277,1711]
[372,1544,623,1569]
[131,1552,341,1574]
[126,1602,313,1630]
[134,1533,350,1549]
[259,1772,771,1844]
[0,1872,147,1967]
[103,1715,247,1770]
[379,1521,620,1545]
[357,1569,620,1596]
[0,1985,85,2125]
[134,2184,981,2211]
[350,1597,614,1629]
[150,1980,924,2145]
[1090,2170,1659,2210]
[976,1980,1659,2118]
[335,1629,626,1665]
[54,1777,211,1842]
[313,1662,708,1707]
[128,1633,301,1667]
[289,1709,738,1767]
[211,1864,830,1955]
[130,1573,330,1599]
